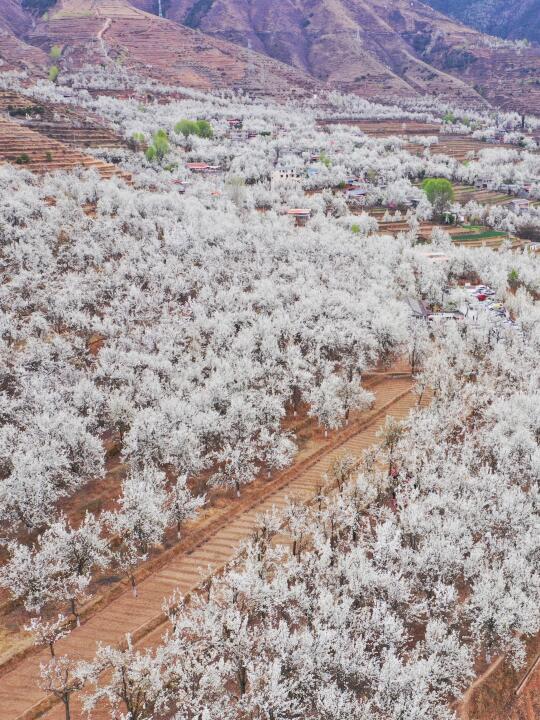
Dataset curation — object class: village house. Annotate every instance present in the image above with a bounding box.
[186,162,221,174]
[287,208,311,226]
[343,178,370,199]
[346,187,368,203]
[405,297,430,319]
[271,166,302,190]
[500,183,521,195]
[186,162,210,173]
[474,179,490,190]
[172,179,188,193]
[509,198,531,214]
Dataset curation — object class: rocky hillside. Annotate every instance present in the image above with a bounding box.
[131,0,540,111]
[133,0,486,102]
[0,0,319,97]
[424,0,540,44]
[2,0,540,113]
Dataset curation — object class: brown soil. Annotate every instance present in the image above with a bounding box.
[0,373,382,656]
[0,372,417,720]
[463,635,540,720]
[0,115,131,179]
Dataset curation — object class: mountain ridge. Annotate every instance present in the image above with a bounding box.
[0,0,320,97]
[132,0,540,112]
[424,0,540,44]
[1,0,540,114]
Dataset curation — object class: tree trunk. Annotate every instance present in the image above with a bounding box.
[63,698,71,720]
[238,664,247,696]
[70,598,80,627]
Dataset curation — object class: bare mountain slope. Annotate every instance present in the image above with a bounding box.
[131,0,482,101]
[135,0,540,110]
[0,0,33,33]
[0,0,319,97]
[2,0,540,112]
[424,0,540,44]
[0,0,49,71]
[0,26,48,73]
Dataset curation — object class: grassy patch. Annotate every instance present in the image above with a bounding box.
[454,230,507,241]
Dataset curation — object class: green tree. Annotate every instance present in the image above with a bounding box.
[174,119,213,139]
[195,119,213,139]
[174,119,199,137]
[131,132,145,145]
[48,65,60,83]
[225,175,245,206]
[145,129,170,163]
[320,151,331,168]
[50,45,62,60]
[422,178,454,218]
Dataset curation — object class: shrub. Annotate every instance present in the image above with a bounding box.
[15,154,31,165]
[8,105,44,117]
[48,65,60,83]
[508,269,520,288]
[131,132,146,145]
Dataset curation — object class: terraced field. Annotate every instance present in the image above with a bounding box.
[24,0,318,99]
[317,119,442,136]
[0,116,130,180]
[404,136,508,162]
[0,373,417,720]
[452,184,514,205]
[0,92,126,150]
[367,206,526,250]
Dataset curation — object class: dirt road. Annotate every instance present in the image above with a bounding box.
[0,375,416,720]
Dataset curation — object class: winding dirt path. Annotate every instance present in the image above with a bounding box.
[96,17,111,61]
[0,375,417,720]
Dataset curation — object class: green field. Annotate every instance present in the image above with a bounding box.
[453,230,507,241]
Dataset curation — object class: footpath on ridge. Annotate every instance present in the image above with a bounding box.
[0,374,416,720]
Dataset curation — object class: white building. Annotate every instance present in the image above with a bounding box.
[271,167,302,190]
